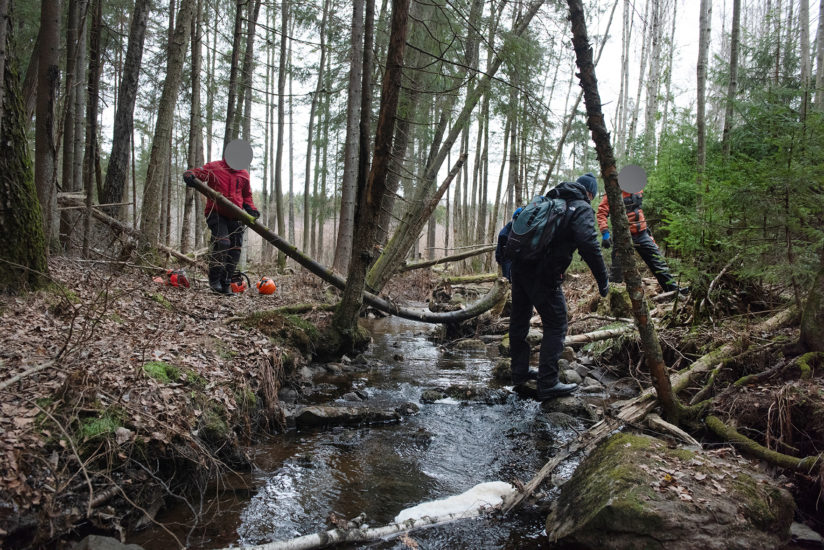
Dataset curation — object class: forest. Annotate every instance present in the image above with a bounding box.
[1,0,823,548]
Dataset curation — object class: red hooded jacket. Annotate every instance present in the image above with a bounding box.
[596,191,647,236]
[188,159,256,218]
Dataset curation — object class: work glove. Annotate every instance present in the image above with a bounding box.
[601,230,612,249]
[599,283,610,298]
[244,204,260,219]
[183,171,197,187]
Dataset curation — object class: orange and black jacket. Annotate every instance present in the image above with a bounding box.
[596,191,647,236]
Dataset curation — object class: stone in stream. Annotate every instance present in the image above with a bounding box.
[546,433,795,550]
[294,406,401,428]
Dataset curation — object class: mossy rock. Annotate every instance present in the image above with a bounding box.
[547,433,795,549]
[453,338,486,351]
[498,334,510,356]
[314,324,372,362]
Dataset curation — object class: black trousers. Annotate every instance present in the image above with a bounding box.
[206,211,244,287]
[509,263,567,390]
[610,230,677,292]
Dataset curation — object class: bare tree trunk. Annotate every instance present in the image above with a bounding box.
[799,0,811,121]
[140,0,194,246]
[274,0,288,270]
[721,0,740,158]
[0,7,49,291]
[696,0,712,192]
[35,0,60,247]
[332,0,409,342]
[182,0,203,253]
[815,0,824,110]
[101,0,150,219]
[658,0,677,156]
[627,1,649,155]
[643,0,662,157]
[366,0,544,293]
[82,0,102,258]
[332,1,364,273]
[303,0,329,254]
[223,0,243,148]
[239,0,262,141]
[288,22,295,245]
[567,0,681,423]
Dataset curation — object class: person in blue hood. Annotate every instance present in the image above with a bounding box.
[509,173,609,400]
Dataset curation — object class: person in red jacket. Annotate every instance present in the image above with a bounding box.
[595,179,681,293]
[184,139,259,295]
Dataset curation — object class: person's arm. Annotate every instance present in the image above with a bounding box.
[571,204,609,294]
[184,162,217,189]
[241,175,260,218]
[596,194,610,233]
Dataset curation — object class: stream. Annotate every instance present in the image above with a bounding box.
[131,315,589,549]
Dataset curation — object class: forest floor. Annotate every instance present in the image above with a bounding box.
[0,256,822,548]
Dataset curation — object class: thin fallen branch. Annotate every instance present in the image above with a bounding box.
[700,252,741,315]
[646,413,701,447]
[566,324,635,345]
[57,195,204,270]
[501,417,621,514]
[187,177,507,324]
[442,273,499,284]
[0,360,56,391]
[397,245,495,272]
[217,507,500,550]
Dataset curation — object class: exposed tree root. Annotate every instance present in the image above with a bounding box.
[705,415,823,474]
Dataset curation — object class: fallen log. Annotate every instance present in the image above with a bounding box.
[57,195,203,270]
[215,508,501,550]
[565,324,635,345]
[187,178,507,324]
[397,245,495,272]
[443,273,499,284]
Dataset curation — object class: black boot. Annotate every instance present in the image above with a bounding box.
[208,266,230,295]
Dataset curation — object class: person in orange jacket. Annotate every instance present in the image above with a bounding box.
[595,178,682,293]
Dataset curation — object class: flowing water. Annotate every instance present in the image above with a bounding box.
[132,316,586,549]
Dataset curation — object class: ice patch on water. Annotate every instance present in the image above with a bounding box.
[394,481,515,523]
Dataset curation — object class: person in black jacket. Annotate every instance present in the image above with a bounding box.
[495,207,523,281]
[509,174,609,400]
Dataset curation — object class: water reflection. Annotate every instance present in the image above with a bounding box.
[133,316,579,549]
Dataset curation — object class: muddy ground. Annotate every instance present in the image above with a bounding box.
[0,257,821,548]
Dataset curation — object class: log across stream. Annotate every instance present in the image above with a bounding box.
[130,315,603,549]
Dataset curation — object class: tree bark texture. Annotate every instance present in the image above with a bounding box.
[332,0,364,274]
[140,0,194,247]
[332,0,407,337]
[182,0,203,253]
[696,0,712,189]
[82,0,101,258]
[566,0,680,422]
[721,0,740,158]
[101,0,150,219]
[0,14,48,291]
[274,0,288,269]
[35,0,60,245]
[223,0,244,147]
[366,0,543,293]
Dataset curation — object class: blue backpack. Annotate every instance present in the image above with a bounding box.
[504,195,567,263]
